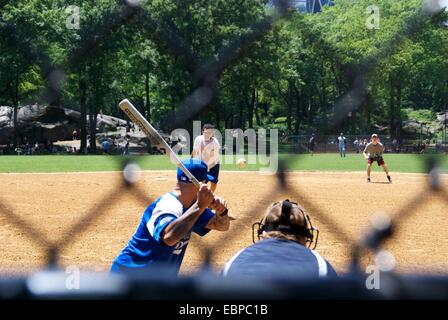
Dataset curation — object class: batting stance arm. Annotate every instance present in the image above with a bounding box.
[205,215,230,231]
[162,184,214,246]
[205,196,230,231]
[191,136,200,158]
[363,145,369,159]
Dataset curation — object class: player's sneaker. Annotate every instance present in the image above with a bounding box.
[367,177,371,183]
[387,175,392,183]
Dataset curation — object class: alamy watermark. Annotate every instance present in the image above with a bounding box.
[365,265,381,289]
[65,265,80,290]
[169,121,278,174]
[65,5,80,30]
[365,250,396,290]
[366,5,380,30]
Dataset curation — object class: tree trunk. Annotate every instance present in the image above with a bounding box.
[89,60,103,154]
[254,89,260,126]
[320,63,328,132]
[79,76,87,154]
[389,75,396,139]
[145,70,150,120]
[246,88,256,129]
[331,60,342,97]
[13,67,19,148]
[89,111,97,153]
[215,99,221,130]
[395,84,402,140]
[307,96,313,124]
[294,85,301,135]
[239,94,244,129]
[219,100,227,129]
[287,82,292,132]
[225,114,232,128]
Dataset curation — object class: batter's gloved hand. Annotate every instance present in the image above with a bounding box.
[211,196,228,216]
[197,183,214,209]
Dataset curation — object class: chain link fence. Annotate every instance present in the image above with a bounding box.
[0,0,447,299]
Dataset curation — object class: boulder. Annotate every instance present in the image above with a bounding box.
[96,127,149,150]
[0,106,12,117]
[11,104,79,143]
[40,121,78,142]
[437,112,448,125]
[0,104,128,145]
[95,126,173,154]
[17,104,67,125]
[402,120,422,134]
[89,113,127,132]
[0,127,14,145]
[0,106,12,129]
[0,115,10,128]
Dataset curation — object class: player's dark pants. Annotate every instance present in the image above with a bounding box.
[208,164,220,183]
[368,157,385,166]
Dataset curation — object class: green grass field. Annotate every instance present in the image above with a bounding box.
[0,153,446,173]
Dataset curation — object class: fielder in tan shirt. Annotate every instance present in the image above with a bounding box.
[363,134,392,183]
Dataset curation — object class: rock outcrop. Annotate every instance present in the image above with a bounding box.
[0,104,127,145]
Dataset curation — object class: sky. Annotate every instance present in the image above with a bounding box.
[440,0,448,9]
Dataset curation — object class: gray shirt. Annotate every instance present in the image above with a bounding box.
[364,142,384,158]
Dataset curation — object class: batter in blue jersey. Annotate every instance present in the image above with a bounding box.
[111,159,230,274]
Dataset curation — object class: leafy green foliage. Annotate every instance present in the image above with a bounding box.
[0,0,447,146]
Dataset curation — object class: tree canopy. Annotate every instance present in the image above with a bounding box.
[1,0,447,149]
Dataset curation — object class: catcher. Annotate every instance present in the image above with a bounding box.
[363,134,392,183]
[111,159,230,274]
[222,200,336,279]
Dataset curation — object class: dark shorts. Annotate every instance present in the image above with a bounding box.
[368,156,385,166]
[208,164,220,183]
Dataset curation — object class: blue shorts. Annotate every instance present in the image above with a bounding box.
[208,164,220,183]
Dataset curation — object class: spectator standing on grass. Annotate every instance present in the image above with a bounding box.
[337,133,346,157]
[353,138,360,153]
[308,134,316,156]
[26,142,32,155]
[123,137,130,156]
[392,139,398,152]
[436,140,442,152]
[362,138,368,151]
[420,141,427,154]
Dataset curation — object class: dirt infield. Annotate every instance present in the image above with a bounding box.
[0,170,447,275]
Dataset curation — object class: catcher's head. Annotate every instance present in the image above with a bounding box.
[252,200,319,249]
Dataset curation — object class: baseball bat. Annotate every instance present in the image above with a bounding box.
[119,99,233,219]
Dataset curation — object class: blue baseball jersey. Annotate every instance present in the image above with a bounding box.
[223,238,337,279]
[111,192,215,274]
